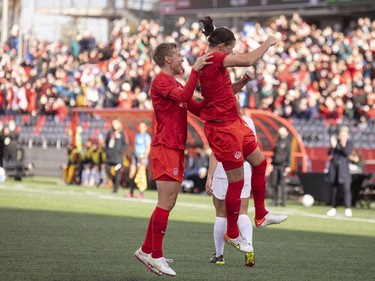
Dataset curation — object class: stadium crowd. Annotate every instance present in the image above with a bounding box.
[0,13,374,128]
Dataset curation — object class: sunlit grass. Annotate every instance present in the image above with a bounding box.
[1,177,375,281]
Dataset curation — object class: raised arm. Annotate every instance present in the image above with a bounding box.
[168,53,212,102]
[168,70,200,102]
[223,36,277,67]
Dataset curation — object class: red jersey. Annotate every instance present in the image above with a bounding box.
[150,70,199,150]
[199,52,238,122]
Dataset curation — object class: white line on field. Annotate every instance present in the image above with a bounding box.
[1,184,375,224]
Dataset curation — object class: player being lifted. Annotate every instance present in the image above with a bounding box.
[197,16,287,253]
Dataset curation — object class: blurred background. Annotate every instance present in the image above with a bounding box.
[0,0,374,205]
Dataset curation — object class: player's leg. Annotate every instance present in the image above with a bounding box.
[211,193,226,265]
[146,179,179,276]
[222,165,253,253]
[136,145,183,277]
[223,165,244,239]
[135,209,161,275]
[244,146,267,219]
[244,148,287,228]
[239,198,255,267]
[135,179,179,276]
[205,120,251,252]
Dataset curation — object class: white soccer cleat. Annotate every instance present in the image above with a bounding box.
[255,212,287,228]
[147,255,176,277]
[224,233,254,253]
[326,208,337,217]
[134,248,162,276]
[344,208,352,217]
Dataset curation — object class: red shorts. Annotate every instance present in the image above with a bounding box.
[150,144,185,182]
[204,118,257,170]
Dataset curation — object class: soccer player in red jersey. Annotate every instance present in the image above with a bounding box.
[198,17,287,253]
[134,43,212,277]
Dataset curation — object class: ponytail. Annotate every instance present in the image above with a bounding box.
[199,16,215,37]
[199,16,235,47]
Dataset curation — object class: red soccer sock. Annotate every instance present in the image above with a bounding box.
[151,207,170,259]
[252,159,268,220]
[225,179,244,238]
[141,210,154,254]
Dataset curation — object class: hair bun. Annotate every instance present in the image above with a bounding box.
[199,16,214,37]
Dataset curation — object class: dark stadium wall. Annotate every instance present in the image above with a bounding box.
[23,147,67,177]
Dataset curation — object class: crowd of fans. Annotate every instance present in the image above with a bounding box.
[2,13,374,191]
[0,14,374,128]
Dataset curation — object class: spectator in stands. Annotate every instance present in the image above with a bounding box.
[270,127,291,207]
[127,122,151,199]
[326,126,353,217]
[3,120,19,164]
[0,15,374,152]
[1,17,374,120]
[105,118,127,193]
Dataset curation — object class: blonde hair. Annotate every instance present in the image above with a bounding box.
[151,43,177,67]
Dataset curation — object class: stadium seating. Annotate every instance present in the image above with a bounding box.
[1,113,373,149]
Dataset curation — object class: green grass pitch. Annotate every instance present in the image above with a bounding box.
[1,177,375,281]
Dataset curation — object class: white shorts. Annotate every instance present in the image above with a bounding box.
[212,177,251,200]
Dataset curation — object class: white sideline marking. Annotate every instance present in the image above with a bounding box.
[1,184,375,224]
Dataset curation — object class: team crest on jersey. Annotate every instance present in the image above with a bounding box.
[173,168,178,175]
[234,151,242,159]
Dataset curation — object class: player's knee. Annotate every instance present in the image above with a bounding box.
[253,158,267,173]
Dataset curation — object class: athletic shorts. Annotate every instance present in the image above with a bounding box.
[150,144,184,182]
[212,177,251,200]
[204,118,257,170]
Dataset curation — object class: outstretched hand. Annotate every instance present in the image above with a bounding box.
[193,53,213,72]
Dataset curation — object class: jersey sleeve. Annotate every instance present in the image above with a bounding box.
[168,69,200,102]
